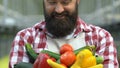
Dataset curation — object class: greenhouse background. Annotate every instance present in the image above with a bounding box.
[0,0,120,67]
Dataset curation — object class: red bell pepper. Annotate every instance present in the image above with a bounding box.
[33,53,52,68]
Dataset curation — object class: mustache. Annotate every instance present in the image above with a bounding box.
[51,11,68,17]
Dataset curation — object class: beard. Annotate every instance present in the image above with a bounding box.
[44,3,78,38]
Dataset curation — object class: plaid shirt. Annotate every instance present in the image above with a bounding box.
[9,18,119,68]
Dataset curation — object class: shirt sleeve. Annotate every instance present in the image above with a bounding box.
[9,31,29,68]
[97,29,119,68]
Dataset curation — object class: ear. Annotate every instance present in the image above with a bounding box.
[77,0,80,5]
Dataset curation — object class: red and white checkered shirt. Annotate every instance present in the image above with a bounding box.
[9,18,119,68]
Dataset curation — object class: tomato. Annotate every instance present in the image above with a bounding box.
[60,44,73,54]
[60,51,76,66]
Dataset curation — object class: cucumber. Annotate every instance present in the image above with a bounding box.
[25,43,60,62]
[25,43,38,63]
[14,62,33,68]
[41,50,60,60]
[74,45,95,55]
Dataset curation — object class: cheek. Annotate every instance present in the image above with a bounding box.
[64,3,76,13]
[45,5,55,15]
[64,6,75,15]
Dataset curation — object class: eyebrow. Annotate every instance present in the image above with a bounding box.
[47,0,72,1]
[62,0,72,1]
[47,0,55,1]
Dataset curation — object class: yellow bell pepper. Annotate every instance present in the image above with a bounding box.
[47,59,66,68]
[70,49,97,68]
[81,56,96,68]
[88,64,103,68]
[70,52,83,68]
[76,49,93,59]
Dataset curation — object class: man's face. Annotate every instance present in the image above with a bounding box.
[44,0,79,38]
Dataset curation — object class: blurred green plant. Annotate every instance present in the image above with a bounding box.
[0,55,9,68]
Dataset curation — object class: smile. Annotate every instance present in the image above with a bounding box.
[55,15,65,19]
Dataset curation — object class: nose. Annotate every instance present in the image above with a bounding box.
[55,3,64,13]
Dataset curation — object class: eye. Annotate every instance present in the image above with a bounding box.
[61,1,70,5]
[48,1,57,5]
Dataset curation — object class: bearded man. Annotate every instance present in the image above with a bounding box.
[9,0,119,68]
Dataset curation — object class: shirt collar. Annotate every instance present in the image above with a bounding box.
[34,21,46,32]
[73,17,92,37]
[76,18,92,32]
